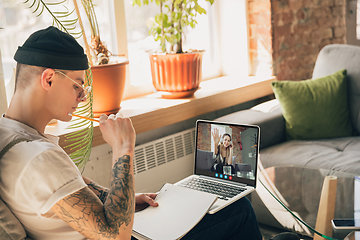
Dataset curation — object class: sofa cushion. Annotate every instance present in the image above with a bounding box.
[271,69,354,140]
[312,44,360,135]
[259,136,360,175]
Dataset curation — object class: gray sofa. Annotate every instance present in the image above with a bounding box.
[215,44,360,237]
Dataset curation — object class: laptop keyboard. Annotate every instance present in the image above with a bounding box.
[178,178,246,201]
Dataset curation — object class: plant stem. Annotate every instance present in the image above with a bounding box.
[177,1,183,53]
[73,0,93,66]
[170,0,175,52]
[160,1,164,37]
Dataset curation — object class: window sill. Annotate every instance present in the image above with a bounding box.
[45,75,275,151]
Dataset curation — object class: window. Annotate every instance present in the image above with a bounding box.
[0,0,249,103]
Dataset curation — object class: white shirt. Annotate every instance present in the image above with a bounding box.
[0,117,87,240]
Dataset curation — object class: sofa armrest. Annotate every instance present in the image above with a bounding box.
[215,100,286,149]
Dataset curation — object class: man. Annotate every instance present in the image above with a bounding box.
[0,26,299,240]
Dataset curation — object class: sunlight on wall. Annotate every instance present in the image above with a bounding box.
[0,49,8,114]
[218,0,249,77]
[254,39,273,77]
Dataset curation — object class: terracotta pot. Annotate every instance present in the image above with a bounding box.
[91,61,129,117]
[148,51,205,98]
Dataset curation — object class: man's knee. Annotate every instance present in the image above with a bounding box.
[232,197,254,213]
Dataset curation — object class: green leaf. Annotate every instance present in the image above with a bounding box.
[155,13,162,24]
[156,27,162,34]
[64,68,94,173]
[24,0,80,36]
[176,32,181,42]
[132,0,142,6]
[165,35,174,45]
[162,13,169,26]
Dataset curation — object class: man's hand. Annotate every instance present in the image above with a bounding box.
[99,113,136,156]
[135,193,159,211]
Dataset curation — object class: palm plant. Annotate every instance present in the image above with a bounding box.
[24,0,99,172]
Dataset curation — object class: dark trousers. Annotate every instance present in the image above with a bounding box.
[132,197,262,240]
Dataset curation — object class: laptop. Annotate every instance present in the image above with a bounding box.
[175,119,260,214]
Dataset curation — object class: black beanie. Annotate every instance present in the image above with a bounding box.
[14,26,88,70]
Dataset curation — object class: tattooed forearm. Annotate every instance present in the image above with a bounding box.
[105,155,135,228]
[86,181,109,204]
[55,188,114,238]
[52,154,135,239]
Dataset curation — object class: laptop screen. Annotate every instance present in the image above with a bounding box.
[194,120,260,187]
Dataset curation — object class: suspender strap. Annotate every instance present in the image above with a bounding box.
[0,138,31,159]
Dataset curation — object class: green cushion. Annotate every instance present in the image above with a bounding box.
[271,69,354,140]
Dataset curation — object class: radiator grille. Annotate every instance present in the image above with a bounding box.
[134,148,146,173]
[145,145,156,169]
[165,138,175,162]
[175,135,184,159]
[155,142,166,165]
[134,128,195,174]
[184,132,193,155]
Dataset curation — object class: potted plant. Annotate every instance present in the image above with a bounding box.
[25,0,128,170]
[79,0,129,117]
[133,0,214,98]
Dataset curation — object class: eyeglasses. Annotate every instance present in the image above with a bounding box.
[55,71,91,101]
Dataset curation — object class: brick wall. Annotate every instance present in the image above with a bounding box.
[230,126,247,164]
[248,0,273,76]
[197,122,211,151]
[248,0,346,80]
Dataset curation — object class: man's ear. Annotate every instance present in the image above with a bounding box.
[40,69,55,90]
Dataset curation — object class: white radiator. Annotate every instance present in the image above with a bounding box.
[83,128,196,193]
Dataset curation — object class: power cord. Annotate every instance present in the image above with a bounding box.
[259,178,341,240]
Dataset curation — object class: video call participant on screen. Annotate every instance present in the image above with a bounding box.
[211,129,235,174]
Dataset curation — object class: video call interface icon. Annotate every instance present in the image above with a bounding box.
[215,173,233,180]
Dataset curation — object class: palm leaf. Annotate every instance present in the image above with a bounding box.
[81,0,99,38]
[23,0,94,172]
[23,0,82,37]
[64,68,94,173]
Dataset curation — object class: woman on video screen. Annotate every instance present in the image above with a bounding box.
[211,129,235,174]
